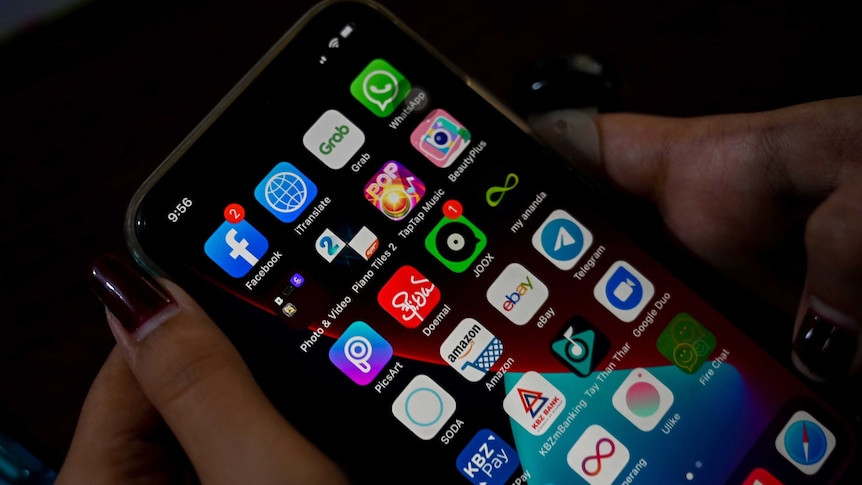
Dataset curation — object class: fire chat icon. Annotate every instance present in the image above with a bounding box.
[656,313,716,374]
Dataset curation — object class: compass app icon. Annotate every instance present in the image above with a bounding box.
[532,209,593,270]
[775,410,836,475]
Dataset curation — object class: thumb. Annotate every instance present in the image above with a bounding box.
[88,254,348,485]
[793,169,862,382]
[528,108,602,177]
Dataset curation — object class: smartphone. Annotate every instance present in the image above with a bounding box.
[126,1,858,483]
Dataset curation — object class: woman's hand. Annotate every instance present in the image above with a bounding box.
[531,96,862,382]
[56,254,349,485]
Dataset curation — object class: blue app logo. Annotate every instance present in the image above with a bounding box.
[605,265,643,310]
[593,261,656,322]
[531,209,593,270]
[456,429,520,485]
[254,161,317,222]
[205,219,268,278]
[776,410,836,475]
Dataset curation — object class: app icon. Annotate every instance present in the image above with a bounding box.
[350,59,411,117]
[410,109,471,167]
[315,228,345,263]
[656,313,716,374]
[303,109,365,169]
[503,371,566,436]
[204,219,268,278]
[486,263,549,326]
[775,410,836,475]
[392,374,456,440]
[281,303,297,317]
[347,226,379,260]
[440,318,503,382]
[254,162,317,223]
[329,321,393,386]
[456,429,520,485]
[290,273,305,287]
[612,367,674,432]
[425,214,487,273]
[364,160,425,221]
[551,316,610,377]
[485,173,519,207]
[567,424,630,485]
[594,261,655,322]
[315,225,379,264]
[274,274,303,305]
[743,468,783,485]
[532,209,593,270]
[378,265,441,328]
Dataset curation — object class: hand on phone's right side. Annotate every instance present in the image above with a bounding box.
[56,254,349,485]
[531,96,862,383]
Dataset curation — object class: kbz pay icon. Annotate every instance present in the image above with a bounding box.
[456,429,520,485]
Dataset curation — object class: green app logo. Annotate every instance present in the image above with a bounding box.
[425,215,486,273]
[551,317,610,377]
[656,313,717,374]
[350,59,411,117]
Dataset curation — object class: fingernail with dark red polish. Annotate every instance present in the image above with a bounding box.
[89,254,177,339]
[793,301,857,381]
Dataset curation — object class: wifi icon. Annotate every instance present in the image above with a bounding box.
[328,37,340,49]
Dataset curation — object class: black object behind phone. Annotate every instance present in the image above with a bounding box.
[126,1,859,483]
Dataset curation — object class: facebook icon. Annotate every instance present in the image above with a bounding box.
[205,219,269,278]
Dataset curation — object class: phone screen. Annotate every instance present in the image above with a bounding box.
[127,1,857,483]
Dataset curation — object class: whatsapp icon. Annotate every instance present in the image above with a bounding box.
[350,59,411,117]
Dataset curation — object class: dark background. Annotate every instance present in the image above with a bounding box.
[1,0,860,473]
